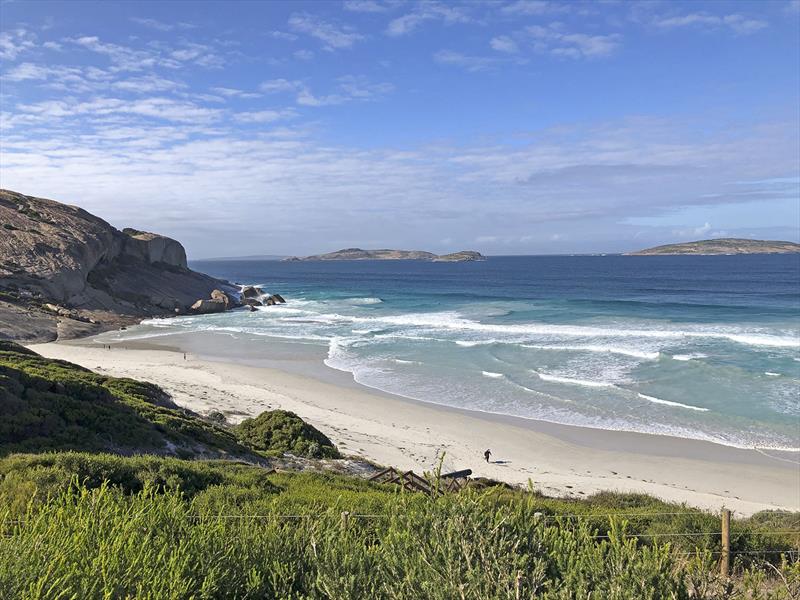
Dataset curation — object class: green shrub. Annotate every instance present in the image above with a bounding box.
[235,409,340,458]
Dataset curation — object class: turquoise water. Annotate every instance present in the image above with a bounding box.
[127,255,799,450]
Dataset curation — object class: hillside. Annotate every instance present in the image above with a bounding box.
[629,238,800,255]
[0,189,238,342]
[285,248,485,262]
[0,341,342,463]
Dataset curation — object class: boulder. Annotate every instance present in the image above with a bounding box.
[210,289,232,308]
[242,298,262,307]
[242,285,263,299]
[272,294,286,304]
[265,296,276,306]
[246,304,257,312]
[190,299,226,314]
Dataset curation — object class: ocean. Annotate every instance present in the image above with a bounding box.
[118,255,800,451]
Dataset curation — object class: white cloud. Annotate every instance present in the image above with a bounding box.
[386,2,471,37]
[434,50,499,72]
[288,12,365,49]
[654,13,768,35]
[130,17,174,32]
[0,28,36,61]
[525,25,621,59]
[112,74,185,94]
[337,75,393,99]
[260,78,303,93]
[490,35,518,53]
[293,49,314,61]
[211,86,261,99]
[501,1,565,16]
[343,0,389,13]
[233,109,296,123]
[3,62,51,81]
[259,76,391,106]
[268,30,299,41]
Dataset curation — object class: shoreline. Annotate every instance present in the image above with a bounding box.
[31,330,800,516]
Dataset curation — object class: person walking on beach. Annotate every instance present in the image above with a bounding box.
[484,449,491,463]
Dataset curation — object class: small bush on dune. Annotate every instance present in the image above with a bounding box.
[234,409,340,458]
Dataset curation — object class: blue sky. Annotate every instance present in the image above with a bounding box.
[1,0,798,257]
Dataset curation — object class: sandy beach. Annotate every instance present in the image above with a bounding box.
[31,331,799,517]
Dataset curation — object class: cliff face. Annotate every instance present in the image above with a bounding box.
[0,189,233,342]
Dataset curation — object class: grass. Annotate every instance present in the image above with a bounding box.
[0,457,797,599]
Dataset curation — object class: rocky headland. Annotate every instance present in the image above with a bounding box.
[284,248,485,262]
[628,238,800,256]
[0,189,242,342]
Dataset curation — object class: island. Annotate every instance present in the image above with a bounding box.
[284,248,485,262]
[627,238,800,256]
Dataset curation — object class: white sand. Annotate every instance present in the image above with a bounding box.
[32,336,799,517]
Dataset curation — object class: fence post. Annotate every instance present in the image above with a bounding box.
[341,510,350,533]
[720,508,731,578]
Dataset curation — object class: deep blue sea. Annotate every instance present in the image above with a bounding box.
[136,255,800,450]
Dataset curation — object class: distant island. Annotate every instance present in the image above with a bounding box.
[628,238,800,256]
[284,248,485,262]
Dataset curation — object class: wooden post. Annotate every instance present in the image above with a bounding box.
[341,510,350,533]
[514,571,523,600]
[720,508,731,578]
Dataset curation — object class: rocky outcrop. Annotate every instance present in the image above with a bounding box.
[242,285,263,299]
[0,189,236,342]
[190,299,227,314]
[628,238,800,256]
[433,251,485,262]
[285,248,485,262]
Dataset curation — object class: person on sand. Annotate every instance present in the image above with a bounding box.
[484,449,491,463]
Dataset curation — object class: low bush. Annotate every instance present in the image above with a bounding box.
[235,409,340,458]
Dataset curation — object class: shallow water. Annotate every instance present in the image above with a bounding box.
[115,255,800,450]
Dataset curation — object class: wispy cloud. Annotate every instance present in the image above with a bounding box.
[211,86,261,99]
[653,13,768,35]
[260,76,392,106]
[233,108,296,123]
[288,12,365,50]
[434,50,501,72]
[490,35,518,54]
[343,0,390,13]
[525,25,621,59]
[130,17,195,32]
[501,1,567,16]
[386,2,471,37]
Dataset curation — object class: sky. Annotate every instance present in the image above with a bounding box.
[0,0,798,258]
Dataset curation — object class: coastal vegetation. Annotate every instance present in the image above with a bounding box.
[0,342,337,461]
[235,409,340,458]
[0,452,798,599]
